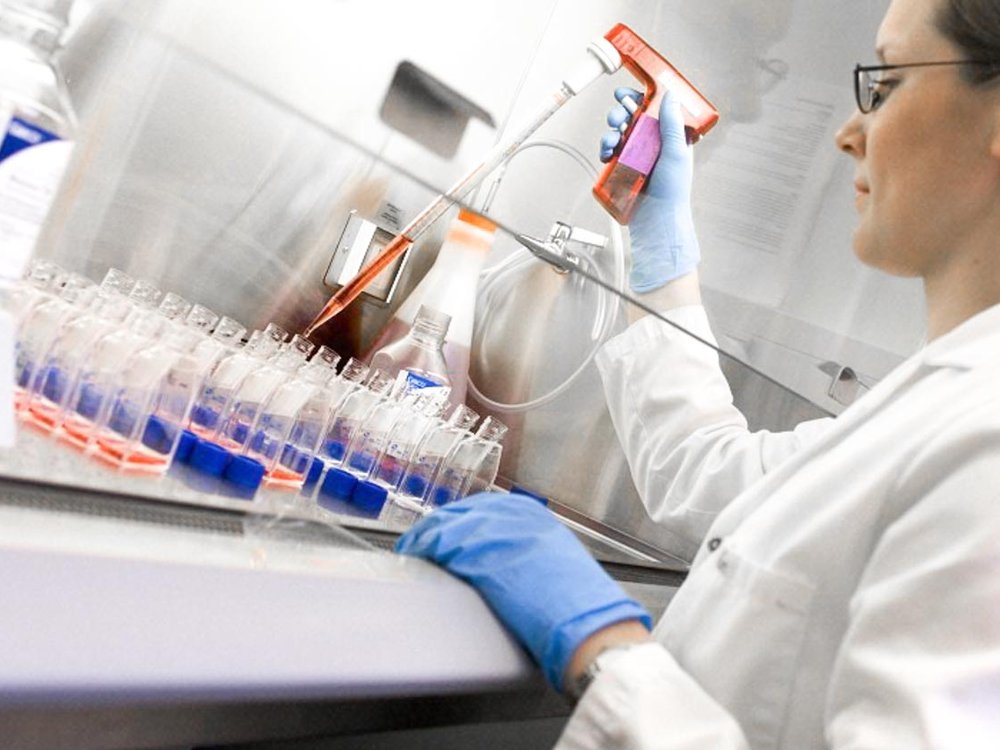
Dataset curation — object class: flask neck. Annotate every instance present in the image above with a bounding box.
[409,320,446,347]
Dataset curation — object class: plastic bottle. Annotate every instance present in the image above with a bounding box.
[427,415,508,508]
[370,304,451,398]
[13,271,94,408]
[370,391,450,492]
[317,369,394,466]
[364,209,496,404]
[393,404,480,512]
[188,316,246,375]
[8,257,63,325]
[293,357,369,486]
[273,355,366,485]
[24,273,156,431]
[91,324,206,472]
[59,287,184,448]
[342,384,450,481]
[23,269,137,429]
[244,345,340,487]
[214,334,313,453]
[0,0,77,284]
[187,323,286,438]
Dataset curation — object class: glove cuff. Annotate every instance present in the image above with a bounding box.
[628,199,700,292]
[541,599,653,691]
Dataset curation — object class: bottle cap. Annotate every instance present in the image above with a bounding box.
[319,467,358,500]
[224,455,265,490]
[305,457,325,486]
[190,440,232,477]
[430,486,456,508]
[457,208,497,233]
[414,305,451,337]
[401,475,427,499]
[76,383,103,420]
[351,480,388,514]
[41,366,65,402]
[140,415,171,454]
[175,429,198,464]
[212,316,246,343]
[158,292,191,321]
[189,404,218,431]
[510,485,549,506]
[185,304,219,333]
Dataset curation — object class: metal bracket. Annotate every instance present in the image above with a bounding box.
[822,363,870,406]
[323,210,409,305]
[525,221,609,275]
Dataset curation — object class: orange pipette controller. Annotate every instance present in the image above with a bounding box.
[593,24,719,224]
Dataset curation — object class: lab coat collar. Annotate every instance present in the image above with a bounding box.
[919,302,1000,370]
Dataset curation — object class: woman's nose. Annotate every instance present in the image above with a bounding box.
[835,110,865,157]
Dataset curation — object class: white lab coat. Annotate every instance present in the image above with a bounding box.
[556,304,1000,750]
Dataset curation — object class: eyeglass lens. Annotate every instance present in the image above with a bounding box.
[856,68,874,112]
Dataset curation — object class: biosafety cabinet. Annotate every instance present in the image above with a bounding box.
[2,1,900,748]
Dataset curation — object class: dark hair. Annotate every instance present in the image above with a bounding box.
[936,0,1000,85]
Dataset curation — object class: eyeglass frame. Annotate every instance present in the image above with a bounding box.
[853,60,1000,113]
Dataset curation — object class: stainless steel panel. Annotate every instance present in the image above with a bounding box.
[13,0,911,560]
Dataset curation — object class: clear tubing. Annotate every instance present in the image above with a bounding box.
[303,85,576,336]
[467,139,627,413]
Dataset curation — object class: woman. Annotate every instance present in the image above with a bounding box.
[396,0,1000,746]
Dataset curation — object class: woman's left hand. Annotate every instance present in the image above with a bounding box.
[395,492,652,691]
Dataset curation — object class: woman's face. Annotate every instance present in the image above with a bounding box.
[835,0,1000,278]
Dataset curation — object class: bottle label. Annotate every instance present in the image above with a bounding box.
[0,113,73,283]
[394,369,448,398]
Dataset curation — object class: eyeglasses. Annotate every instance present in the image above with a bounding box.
[854,60,1000,113]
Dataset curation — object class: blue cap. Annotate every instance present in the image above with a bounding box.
[17,362,33,388]
[324,439,345,462]
[510,485,549,506]
[347,453,374,475]
[305,457,324,487]
[175,430,198,464]
[351,480,388,514]
[248,429,266,454]
[430,486,456,508]
[190,440,232,477]
[231,422,249,446]
[141,415,172,454]
[190,404,218,430]
[280,444,310,475]
[319,467,357,500]
[42,367,66,402]
[108,402,137,437]
[224,455,265,490]
[401,475,428,499]
[77,383,103,420]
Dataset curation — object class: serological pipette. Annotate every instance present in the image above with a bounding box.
[302,36,622,338]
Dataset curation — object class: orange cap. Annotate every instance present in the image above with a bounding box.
[458,208,497,233]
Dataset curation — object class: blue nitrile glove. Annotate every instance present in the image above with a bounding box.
[395,492,652,691]
[601,87,700,292]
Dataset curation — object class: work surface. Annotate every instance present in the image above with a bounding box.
[0,429,683,749]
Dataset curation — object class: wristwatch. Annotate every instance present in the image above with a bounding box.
[565,641,649,704]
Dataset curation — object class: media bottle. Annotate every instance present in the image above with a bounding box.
[0,0,77,284]
[364,209,497,403]
[369,305,451,398]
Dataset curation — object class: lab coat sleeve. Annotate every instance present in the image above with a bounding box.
[825,419,1000,749]
[554,642,751,750]
[596,306,832,556]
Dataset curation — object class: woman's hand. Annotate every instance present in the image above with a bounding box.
[601,87,700,293]
[395,492,652,692]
